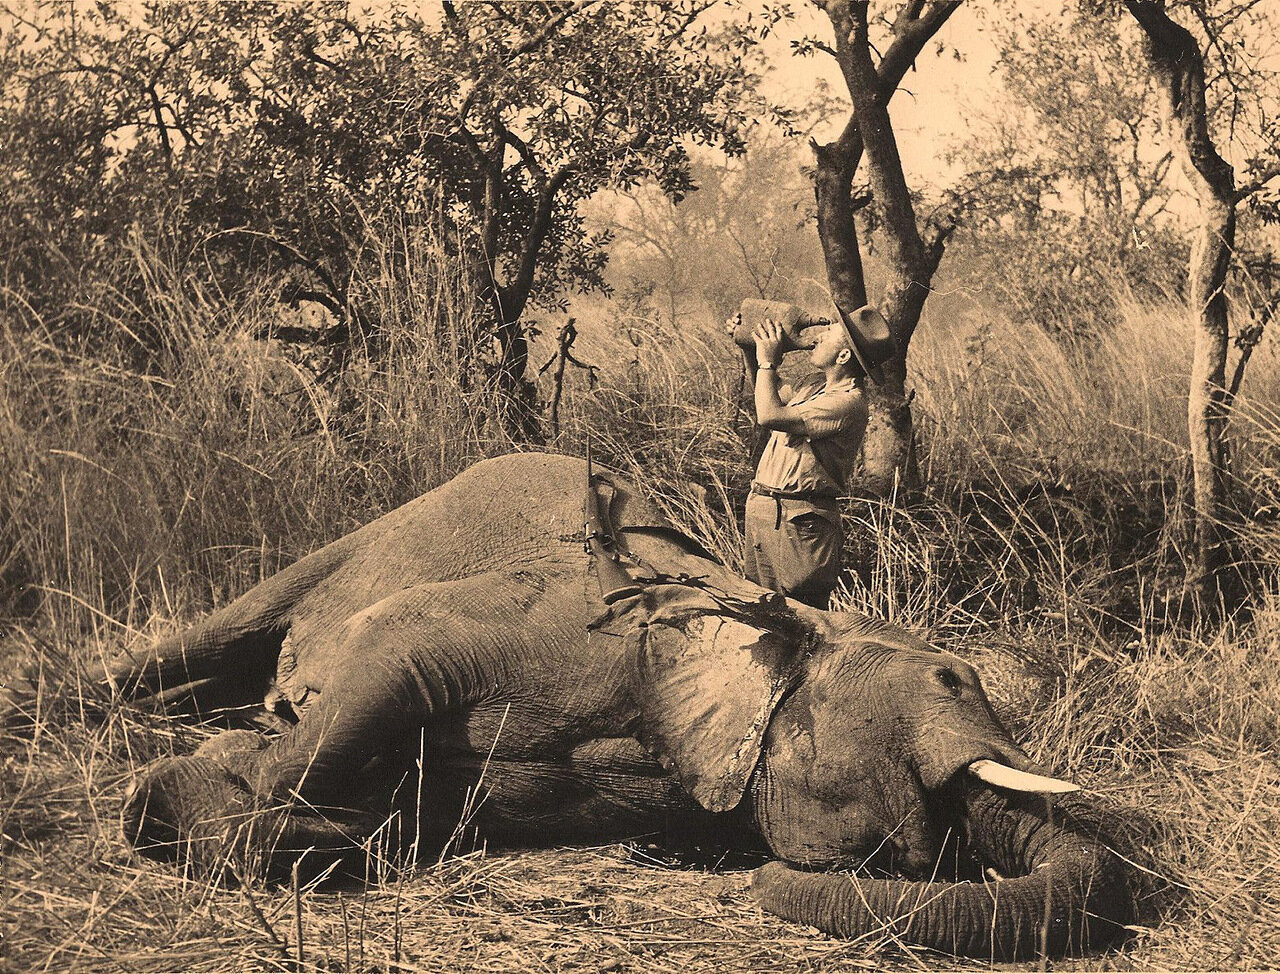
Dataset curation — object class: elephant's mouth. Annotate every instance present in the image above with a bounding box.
[919,758,1081,878]
[844,760,1082,881]
[752,774,1134,961]
[839,757,1084,881]
[923,734,1079,796]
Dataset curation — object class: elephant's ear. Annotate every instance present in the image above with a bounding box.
[628,615,796,813]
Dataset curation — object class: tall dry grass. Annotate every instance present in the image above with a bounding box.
[0,222,510,648]
[913,297,1188,484]
[556,326,750,569]
[835,295,1280,638]
[3,235,1280,970]
[914,292,1280,485]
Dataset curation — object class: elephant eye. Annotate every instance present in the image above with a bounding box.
[934,667,963,692]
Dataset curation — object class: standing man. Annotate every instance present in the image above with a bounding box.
[735,304,896,608]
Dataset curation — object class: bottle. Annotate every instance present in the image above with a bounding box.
[731,299,831,352]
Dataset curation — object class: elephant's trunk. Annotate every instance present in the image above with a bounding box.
[751,779,1134,960]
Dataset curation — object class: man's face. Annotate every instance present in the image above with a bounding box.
[809,322,854,370]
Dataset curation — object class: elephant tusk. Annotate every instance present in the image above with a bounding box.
[969,759,1080,794]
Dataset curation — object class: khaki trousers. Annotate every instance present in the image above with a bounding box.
[743,494,841,609]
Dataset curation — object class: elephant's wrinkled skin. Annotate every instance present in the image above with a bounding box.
[106,453,1133,960]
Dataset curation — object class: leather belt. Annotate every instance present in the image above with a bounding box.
[750,482,838,528]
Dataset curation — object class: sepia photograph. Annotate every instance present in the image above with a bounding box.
[2,1,1278,970]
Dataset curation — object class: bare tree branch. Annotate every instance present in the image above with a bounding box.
[204,228,347,314]
[503,126,547,187]
[878,1,962,94]
[145,83,173,164]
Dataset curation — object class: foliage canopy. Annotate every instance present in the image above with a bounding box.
[0,0,766,396]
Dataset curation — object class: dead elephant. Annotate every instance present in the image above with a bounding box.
[102,452,1134,960]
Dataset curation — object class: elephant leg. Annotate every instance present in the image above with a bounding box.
[98,621,284,719]
[100,539,359,712]
[124,573,549,875]
[249,571,558,810]
[250,655,429,810]
[122,654,424,876]
[3,642,275,731]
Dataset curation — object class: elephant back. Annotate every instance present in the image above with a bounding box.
[282,452,676,648]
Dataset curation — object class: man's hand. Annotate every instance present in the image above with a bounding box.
[725,311,742,338]
[753,318,784,368]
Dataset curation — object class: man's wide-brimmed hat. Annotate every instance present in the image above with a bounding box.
[836,304,897,385]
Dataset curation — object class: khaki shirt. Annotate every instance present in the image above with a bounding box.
[754,375,868,523]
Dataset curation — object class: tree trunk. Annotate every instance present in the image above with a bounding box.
[812,132,869,313]
[811,0,959,496]
[1126,1,1236,609]
[494,314,544,444]
[468,253,544,444]
[812,131,915,495]
[813,131,916,495]
[1186,197,1235,604]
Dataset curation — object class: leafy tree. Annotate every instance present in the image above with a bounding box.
[1122,0,1280,609]
[798,1,964,494]
[0,3,258,346]
[946,6,1188,337]
[428,1,768,433]
[0,1,765,437]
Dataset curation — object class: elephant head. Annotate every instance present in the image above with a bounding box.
[616,588,1133,959]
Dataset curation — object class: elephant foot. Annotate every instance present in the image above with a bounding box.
[123,754,274,873]
[1,657,115,733]
[124,744,390,882]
